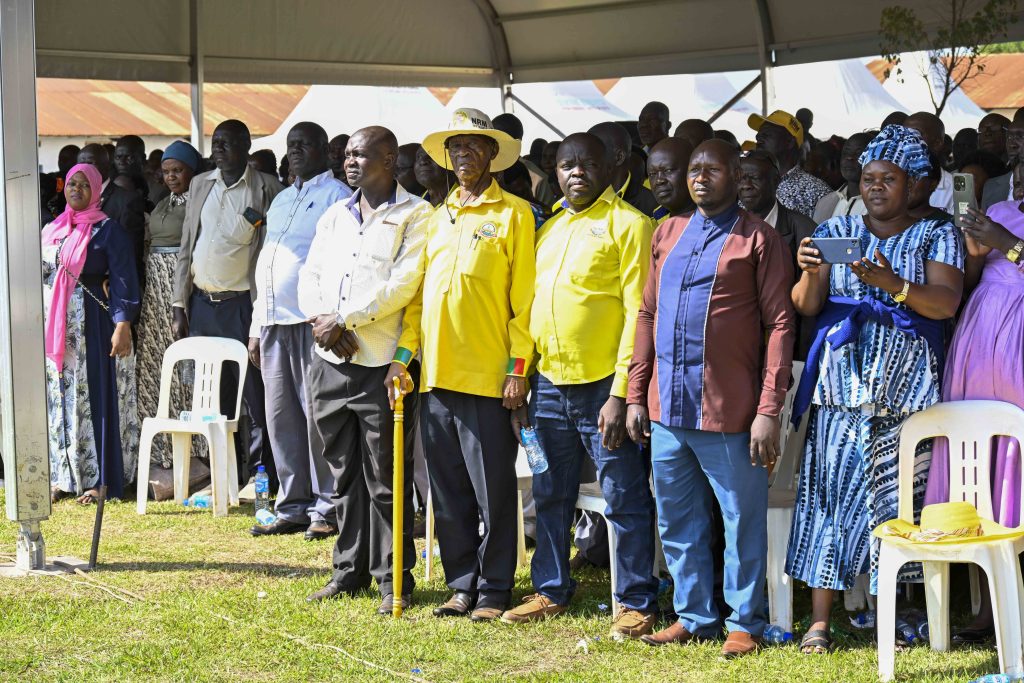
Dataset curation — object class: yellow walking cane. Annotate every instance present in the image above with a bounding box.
[392,374,409,618]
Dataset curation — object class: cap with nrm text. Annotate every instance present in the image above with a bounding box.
[747,110,804,147]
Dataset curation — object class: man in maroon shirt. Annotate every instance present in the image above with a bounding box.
[626,139,796,658]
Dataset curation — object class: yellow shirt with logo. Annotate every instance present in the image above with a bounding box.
[531,187,653,398]
[395,179,535,398]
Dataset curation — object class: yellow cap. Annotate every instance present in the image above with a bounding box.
[747,110,804,147]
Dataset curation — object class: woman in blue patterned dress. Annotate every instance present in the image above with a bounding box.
[785,126,964,654]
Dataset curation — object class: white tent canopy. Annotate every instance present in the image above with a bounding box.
[733,59,908,138]
[35,0,1024,87]
[447,81,631,143]
[252,85,449,156]
[875,53,988,134]
[605,72,760,139]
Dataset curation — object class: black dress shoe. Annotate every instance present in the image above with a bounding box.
[306,580,354,603]
[304,520,339,541]
[377,593,413,615]
[433,591,476,617]
[250,518,306,537]
[953,625,995,644]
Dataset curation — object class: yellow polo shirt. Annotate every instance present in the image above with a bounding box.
[395,179,535,398]
[530,187,652,398]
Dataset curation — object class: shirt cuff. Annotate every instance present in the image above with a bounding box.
[112,311,132,325]
[392,347,414,367]
[506,357,527,377]
[611,374,629,399]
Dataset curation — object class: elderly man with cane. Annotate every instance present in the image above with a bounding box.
[389,108,536,622]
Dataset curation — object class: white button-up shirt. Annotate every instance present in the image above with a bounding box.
[250,170,351,337]
[930,168,955,213]
[297,184,432,367]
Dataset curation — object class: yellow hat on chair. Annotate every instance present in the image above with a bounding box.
[873,501,1024,545]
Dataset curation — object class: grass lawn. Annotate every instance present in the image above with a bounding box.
[0,489,1005,682]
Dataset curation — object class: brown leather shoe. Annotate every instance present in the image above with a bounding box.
[721,631,760,658]
[610,607,657,641]
[433,591,476,617]
[640,621,696,646]
[500,594,567,624]
[470,605,505,622]
[304,520,338,541]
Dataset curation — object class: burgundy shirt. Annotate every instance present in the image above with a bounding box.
[627,205,796,432]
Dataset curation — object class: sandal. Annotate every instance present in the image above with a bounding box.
[800,628,833,654]
[75,489,100,505]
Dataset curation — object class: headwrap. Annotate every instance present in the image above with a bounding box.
[162,140,202,173]
[41,163,108,369]
[858,124,932,179]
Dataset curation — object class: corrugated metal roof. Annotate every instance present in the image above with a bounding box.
[867,55,1024,112]
[36,79,308,137]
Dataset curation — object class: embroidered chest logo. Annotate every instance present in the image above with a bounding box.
[589,222,608,237]
[476,222,498,238]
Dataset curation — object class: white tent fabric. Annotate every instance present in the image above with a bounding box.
[604,73,759,139]
[875,53,988,134]
[251,85,449,156]
[446,81,631,144]
[35,0,1024,87]
[733,59,908,139]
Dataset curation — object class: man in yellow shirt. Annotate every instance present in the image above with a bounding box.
[385,109,535,622]
[499,133,658,640]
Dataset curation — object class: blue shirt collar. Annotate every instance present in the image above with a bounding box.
[694,201,740,229]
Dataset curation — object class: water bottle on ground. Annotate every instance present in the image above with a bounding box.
[520,427,548,474]
[763,624,793,645]
[971,674,1024,683]
[895,616,917,645]
[916,619,929,642]
[849,610,876,629]
[255,508,277,525]
[254,465,271,513]
[182,492,212,508]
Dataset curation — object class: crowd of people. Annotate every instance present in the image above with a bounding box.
[35,95,1024,657]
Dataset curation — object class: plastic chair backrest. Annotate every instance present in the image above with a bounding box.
[154,336,249,421]
[770,361,805,491]
[896,400,1024,524]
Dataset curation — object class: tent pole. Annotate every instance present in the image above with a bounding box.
[708,74,762,124]
[752,0,775,115]
[506,93,565,138]
[0,0,49,570]
[189,0,205,155]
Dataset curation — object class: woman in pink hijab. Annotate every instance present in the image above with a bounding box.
[43,162,140,504]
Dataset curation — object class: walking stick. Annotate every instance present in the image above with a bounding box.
[392,375,407,618]
[88,484,108,569]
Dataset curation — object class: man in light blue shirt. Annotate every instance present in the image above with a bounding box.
[248,122,352,539]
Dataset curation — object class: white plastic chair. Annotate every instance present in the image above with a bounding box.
[422,447,530,582]
[877,400,1024,682]
[766,361,806,633]
[136,337,247,518]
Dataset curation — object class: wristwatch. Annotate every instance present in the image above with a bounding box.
[1006,239,1024,264]
[892,279,910,304]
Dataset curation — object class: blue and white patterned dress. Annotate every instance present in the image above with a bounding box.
[785,214,963,593]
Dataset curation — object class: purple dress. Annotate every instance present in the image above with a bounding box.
[924,200,1024,526]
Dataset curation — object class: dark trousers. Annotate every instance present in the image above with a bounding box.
[188,291,272,484]
[422,388,518,605]
[308,357,418,596]
[530,374,658,611]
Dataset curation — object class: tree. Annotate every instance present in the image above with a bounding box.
[879,0,1019,115]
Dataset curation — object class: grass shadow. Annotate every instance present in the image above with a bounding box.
[97,561,324,578]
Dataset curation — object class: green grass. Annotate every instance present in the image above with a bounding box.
[0,489,1005,682]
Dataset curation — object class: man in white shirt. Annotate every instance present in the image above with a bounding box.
[905,112,954,213]
[248,122,351,540]
[172,119,283,486]
[299,126,431,614]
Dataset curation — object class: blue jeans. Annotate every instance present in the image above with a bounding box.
[651,421,768,636]
[529,374,658,611]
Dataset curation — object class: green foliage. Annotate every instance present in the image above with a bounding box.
[879,0,1019,114]
[983,39,1024,52]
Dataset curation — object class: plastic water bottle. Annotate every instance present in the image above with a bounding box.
[182,492,212,508]
[520,427,548,474]
[255,508,277,525]
[849,610,876,629]
[254,465,270,513]
[895,616,918,644]
[916,619,930,642]
[971,675,1024,683]
[763,624,793,645]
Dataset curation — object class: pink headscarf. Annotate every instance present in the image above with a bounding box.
[41,163,108,369]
